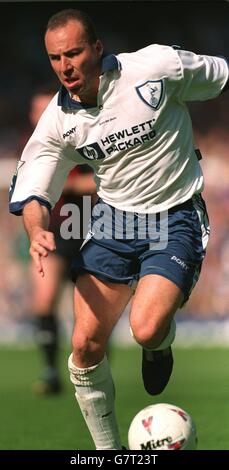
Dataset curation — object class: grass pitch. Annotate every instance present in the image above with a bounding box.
[0,346,229,450]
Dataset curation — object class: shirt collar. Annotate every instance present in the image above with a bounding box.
[57,53,121,110]
[101,53,121,74]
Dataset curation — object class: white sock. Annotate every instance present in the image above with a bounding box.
[68,353,122,450]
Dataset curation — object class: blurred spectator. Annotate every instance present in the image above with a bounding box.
[19,86,97,394]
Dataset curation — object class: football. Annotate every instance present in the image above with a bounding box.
[128,403,197,450]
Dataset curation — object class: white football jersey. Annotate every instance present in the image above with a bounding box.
[9,44,228,215]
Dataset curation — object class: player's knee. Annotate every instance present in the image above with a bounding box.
[72,333,105,365]
[130,318,168,349]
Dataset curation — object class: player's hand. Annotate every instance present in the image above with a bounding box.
[29,230,56,277]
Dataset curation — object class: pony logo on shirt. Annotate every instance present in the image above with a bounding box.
[76,142,105,160]
[136,80,163,109]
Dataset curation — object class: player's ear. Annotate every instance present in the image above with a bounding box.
[95,39,103,58]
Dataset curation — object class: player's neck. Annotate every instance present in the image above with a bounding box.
[71,77,100,107]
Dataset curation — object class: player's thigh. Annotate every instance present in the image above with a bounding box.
[31,253,67,312]
[130,274,183,346]
[73,273,132,346]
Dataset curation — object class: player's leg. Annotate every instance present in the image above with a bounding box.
[68,273,132,449]
[130,194,209,395]
[31,253,66,394]
[130,274,183,395]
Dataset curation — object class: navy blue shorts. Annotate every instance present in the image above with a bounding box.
[71,194,210,302]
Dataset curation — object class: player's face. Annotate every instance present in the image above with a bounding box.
[45,20,103,104]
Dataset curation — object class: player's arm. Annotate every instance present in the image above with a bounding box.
[174,49,229,101]
[23,200,56,277]
[221,58,229,92]
[9,97,79,276]
[10,95,77,217]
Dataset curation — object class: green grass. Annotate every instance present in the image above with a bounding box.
[0,346,229,450]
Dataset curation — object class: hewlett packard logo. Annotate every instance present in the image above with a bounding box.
[76,142,105,160]
[83,146,99,160]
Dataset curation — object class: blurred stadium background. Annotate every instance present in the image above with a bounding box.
[1,0,229,450]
